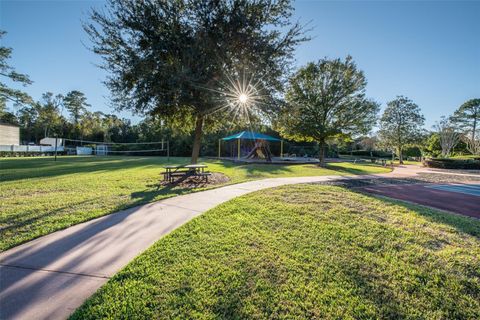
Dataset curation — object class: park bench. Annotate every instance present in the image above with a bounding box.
[163,164,211,183]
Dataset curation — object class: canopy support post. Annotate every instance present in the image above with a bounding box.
[280,140,283,158]
[237,138,240,159]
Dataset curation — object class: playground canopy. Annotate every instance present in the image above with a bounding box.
[219,131,283,160]
[221,131,281,142]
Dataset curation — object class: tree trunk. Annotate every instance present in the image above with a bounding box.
[191,114,204,164]
[398,147,404,164]
[318,139,326,167]
[472,115,477,142]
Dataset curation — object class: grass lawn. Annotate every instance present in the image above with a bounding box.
[71,184,480,319]
[0,156,389,251]
[393,160,422,165]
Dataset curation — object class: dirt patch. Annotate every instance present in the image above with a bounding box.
[160,172,230,189]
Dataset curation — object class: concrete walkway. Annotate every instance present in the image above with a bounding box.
[0,165,426,320]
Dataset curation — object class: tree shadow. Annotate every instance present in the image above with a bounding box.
[0,205,139,319]
[325,163,388,175]
[0,156,187,182]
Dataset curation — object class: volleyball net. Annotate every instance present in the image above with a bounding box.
[63,139,169,157]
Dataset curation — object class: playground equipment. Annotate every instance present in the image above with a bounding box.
[218,131,282,162]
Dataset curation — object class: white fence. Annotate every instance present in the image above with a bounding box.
[76,147,92,155]
[0,145,65,152]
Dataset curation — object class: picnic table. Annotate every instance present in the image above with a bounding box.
[163,164,211,183]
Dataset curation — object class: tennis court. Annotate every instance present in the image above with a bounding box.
[360,183,480,219]
[426,184,480,196]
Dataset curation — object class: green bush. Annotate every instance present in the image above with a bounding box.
[423,158,480,169]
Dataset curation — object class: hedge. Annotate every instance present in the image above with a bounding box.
[423,158,480,169]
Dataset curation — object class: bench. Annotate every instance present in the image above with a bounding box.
[163,164,210,183]
[195,172,212,182]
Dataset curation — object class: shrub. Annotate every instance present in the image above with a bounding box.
[423,158,480,169]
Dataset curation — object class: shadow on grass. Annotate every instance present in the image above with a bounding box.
[239,163,295,177]
[0,156,188,182]
[326,163,387,175]
[0,202,147,319]
[0,177,200,251]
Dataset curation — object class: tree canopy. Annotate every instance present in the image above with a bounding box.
[63,91,90,125]
[452,98,480,155]
[85,0,307,163]
[434,116,460,158]
[378,96,425,163]
[0,30,33,122]
[276,56,379,166]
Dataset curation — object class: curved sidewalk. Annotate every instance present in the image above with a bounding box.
[0,166,423,320]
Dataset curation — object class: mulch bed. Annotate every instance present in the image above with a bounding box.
[160,172,230,189]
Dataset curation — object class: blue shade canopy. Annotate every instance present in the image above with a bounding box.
[221,131,281,141]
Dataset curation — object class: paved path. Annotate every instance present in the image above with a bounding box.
[0,165,433,320]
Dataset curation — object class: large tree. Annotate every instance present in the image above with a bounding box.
[63,90,90,125]
[378,96,425,164]
[0,30,32,110]
[276,57,379,166]
[63,90,90,138]
[452,98,480,155]
[434,116,460,158]
[85,0,307,163]
[34,93,65,140]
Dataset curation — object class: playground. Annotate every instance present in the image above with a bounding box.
[217,131,320,164]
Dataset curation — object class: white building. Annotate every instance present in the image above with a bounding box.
[40,137,64,146]
[0,123,20,145]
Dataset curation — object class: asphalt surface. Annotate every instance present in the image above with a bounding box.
[360,183,480,218]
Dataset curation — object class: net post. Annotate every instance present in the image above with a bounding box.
[54,137,58,162]
[167,141,170,162]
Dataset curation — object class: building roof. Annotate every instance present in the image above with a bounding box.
[221,131,281,142]
[0,122,20,128]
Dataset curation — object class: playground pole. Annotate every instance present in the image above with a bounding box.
[237,139,240,159]
[218,139,221,158]
[280,140,283,158]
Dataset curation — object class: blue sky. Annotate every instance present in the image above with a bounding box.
[1,0,479,128]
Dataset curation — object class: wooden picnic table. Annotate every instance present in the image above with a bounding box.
[163,164,210,183]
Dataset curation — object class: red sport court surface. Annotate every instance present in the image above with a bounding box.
[360,183,480,219]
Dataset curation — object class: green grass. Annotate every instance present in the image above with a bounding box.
[393,160,422,165]
[0,156,389,251]
[71,184,480,319]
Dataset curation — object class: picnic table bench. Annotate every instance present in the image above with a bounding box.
[163,164,211,183]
